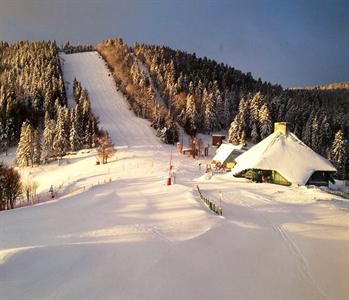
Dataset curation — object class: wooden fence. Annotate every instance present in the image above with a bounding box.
[196,185,222,216]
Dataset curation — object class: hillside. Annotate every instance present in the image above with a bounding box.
[1,51,349,299]
[96,39,348,178]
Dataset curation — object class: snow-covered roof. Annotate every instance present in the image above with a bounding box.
[212,143,243,164]
[231,131,336,185]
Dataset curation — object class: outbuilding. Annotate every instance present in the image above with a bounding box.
[212,143,244,170]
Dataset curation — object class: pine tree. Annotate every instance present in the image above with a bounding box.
[43,112,56,160]
[53,107,69,158]
[33,129,41,165]
[318,115,332,155]
[69,109,82,151]
[259,103,272,139]
[74,104,84,146]
[251,122,260,143]
[228,116,240,145]
[250,92,263,127]
[215,87,225,129]
[185,94,197,135]
[311,115,320,153]
[202,89,216,133]
[302,111,315,146]
[16,121,34,167]
[329,130,347,180]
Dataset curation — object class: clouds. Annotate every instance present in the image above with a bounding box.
[0,0,348,87]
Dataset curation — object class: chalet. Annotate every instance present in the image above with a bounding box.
[231,122,336,186]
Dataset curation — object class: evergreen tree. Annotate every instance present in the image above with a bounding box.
[311,115,320,153]
[185,94,197,135]
[329,130,347,180]
[251,123,260,143]
[69,109,82,151]
[202,89,216,132]
[43,112,56,160]
[16,122,34,167]
[259,103,273,139]
[228,116,241,145]
[33,129,41,165]
[53,108,69,158]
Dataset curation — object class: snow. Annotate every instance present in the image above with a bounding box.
[1,52,349,300]
[231,130,336,185]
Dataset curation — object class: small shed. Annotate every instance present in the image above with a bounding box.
[212,143,244,170]
[212,135,226,146]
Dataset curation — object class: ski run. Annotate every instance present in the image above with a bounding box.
[1,52,349,300]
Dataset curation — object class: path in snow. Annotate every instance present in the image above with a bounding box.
[60,52,160,148]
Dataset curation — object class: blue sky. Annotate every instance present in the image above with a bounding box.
[0,0,348,87]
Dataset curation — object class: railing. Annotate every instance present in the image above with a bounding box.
[196,185,222,216]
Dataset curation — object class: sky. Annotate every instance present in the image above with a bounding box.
[0,0,348,87]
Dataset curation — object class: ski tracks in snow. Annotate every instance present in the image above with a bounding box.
[273,224,331,300]
[240,189,330,300]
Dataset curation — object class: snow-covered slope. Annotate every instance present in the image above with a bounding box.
[60,52,160,147]
[1,52,349,300]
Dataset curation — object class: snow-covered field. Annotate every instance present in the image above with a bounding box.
[1,52,349,300]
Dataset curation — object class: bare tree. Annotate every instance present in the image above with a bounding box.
[97,133,116,164]
[2,167,22,209]
[23,180,39,205]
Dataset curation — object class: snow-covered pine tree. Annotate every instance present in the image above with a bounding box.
[221,95,231,129]
[33,129,41,165]
[185,94,197,136]
[16,122,34,167]
[259,103,273,139]
[302,111,315,146]
[318,115,332,155]
[43,111,56,160]
[329,130,347,179]
[69,109,81,152]
[250,92,263,127]
[202,89,216,133]
[215,89,225,129]
[251,123,260,143]
[228,116,240,145]
[311,115,320,153]
[74,103,84,147]
[53,107,69,158]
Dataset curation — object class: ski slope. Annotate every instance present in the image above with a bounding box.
[1,52,349,300]
[60,52,160,147]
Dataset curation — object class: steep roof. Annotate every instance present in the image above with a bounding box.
[212,143,243,164]
[231,131,336,185]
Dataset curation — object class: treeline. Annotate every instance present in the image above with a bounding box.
[0,40,66,153]
[62,41,94,54]
[16,79,98,166]
[299,82,349,91]
[96,39,178,144]
[132,42,348,179]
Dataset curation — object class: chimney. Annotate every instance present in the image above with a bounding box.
[274,122,289,135]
